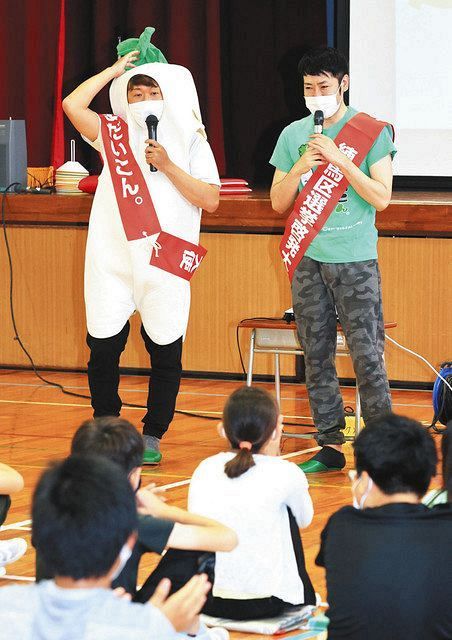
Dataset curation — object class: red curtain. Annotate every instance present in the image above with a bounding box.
[0,0,226,173]
[50,0,66,170]
[0,1,61,168]
[0,1,326,181]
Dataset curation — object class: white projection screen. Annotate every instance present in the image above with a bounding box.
[349,0,452,177]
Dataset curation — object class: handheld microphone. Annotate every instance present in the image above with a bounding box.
[145,114,159,172]
[314,110,324,134]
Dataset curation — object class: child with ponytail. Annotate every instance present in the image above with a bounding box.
[188,386,315,620]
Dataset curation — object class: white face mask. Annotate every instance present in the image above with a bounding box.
[352,476,373,510]
[111,543,132,581]
[304,84,342,118]
[128,100,164,127]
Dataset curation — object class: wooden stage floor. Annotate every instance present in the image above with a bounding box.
[0,369,441,639]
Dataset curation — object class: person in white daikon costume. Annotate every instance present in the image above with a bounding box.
[63,29,220,464]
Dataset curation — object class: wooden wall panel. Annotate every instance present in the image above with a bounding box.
[5,191,452,236]
[0,227,450,383]
[378,237,451,382]
[185,234,293,375]
[0,227,88,369]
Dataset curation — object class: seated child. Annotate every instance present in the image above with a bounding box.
[36,417,237,600]
[317,414,452,639]
[0,454,219,639]
[187,386,315,620]
[0,462,27,574]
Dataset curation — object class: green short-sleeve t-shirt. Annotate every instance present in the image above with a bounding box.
[269,107,397,263]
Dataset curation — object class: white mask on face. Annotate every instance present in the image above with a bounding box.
[352,476,373,510]
[304,84,342,118]
[111,543,132,581]
[128,100,164,127]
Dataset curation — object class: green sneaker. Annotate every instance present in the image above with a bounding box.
[142,435,162,465]
[298,459,342,473]
[143,449,162,465]
[298,446,345,474]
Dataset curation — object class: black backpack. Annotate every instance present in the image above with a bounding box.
[431,362,452,433]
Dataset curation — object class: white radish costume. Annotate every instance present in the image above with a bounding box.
[84,63,220,345]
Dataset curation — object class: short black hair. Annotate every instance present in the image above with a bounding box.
[298,47,349,82]
[353,413,437,497]
[71,417,143,474]
[32,455,137,579]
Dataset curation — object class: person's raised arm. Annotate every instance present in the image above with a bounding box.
[136,485,237,552]
[62,50,139,142]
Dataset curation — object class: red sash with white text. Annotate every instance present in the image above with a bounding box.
[280,112,392,282]
[150,231,207,281]
[100,114,206,281]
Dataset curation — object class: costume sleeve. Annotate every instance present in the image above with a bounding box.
[269,127,293,173]
[189,133,221,186]
[366,124,397,168]
[137,515,174,554]
[283,462,314,528]
[80,114,103,153]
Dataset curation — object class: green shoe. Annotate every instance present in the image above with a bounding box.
[298,459,342,473]
[142,435,162,465]
[298,446,345,473]
[143,449,162,465]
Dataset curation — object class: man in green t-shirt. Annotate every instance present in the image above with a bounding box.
[270,47,396,473]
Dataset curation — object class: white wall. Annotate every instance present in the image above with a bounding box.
[349,0,452,177]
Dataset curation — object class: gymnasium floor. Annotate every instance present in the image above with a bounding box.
[0,369,440,639]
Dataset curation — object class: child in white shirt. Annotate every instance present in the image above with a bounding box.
[188,386,315,620]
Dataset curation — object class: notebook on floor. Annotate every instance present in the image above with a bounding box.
[201,604,316,635]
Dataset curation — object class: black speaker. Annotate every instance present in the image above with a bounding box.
[0,119,27,191]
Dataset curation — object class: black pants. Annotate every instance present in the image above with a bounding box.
[134,509,316,620]
[0,495,11,527]
[133,549,214,603]
[87,322,183,439]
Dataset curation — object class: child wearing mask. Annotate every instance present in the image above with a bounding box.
[35,416,237,611]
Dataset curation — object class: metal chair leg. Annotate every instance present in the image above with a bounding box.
[275,352,281,407]
[246,330,255,387]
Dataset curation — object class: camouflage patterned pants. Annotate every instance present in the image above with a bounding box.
[291,256,391,445]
